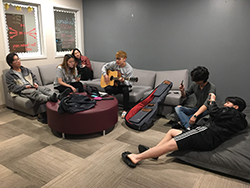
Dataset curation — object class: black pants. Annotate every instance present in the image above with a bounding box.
[104,85,130,111]
[78,67,93,81]
[55,82,84,93]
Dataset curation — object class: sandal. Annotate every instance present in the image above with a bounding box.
[121,151,137,168]
[121,111,127,119]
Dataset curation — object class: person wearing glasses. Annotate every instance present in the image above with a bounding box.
[101,51,133,118]
[54,54,84,93]
[5,52,71,123]
[71,48,93,81]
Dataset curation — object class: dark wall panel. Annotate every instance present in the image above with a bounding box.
[83,0,250,104]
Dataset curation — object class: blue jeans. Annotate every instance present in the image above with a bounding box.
[175,106,208,129]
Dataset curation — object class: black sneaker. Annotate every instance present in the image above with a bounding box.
[58,88,71,100]
[171,122,182,129]
[48,93,57,102]
[37,113,47,124]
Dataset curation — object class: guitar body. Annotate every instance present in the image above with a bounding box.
[100,70,120,88]
[100,70,138,88]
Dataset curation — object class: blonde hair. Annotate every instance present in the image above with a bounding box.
[115,51,127,59]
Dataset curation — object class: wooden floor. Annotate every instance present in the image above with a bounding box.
[0,106,250,188]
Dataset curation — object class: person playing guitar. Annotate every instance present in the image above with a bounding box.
[101,51,133,119]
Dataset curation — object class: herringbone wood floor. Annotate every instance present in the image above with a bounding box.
[0,106,250,188]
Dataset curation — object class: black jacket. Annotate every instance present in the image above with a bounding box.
[200,101,248,144]
[58,94,96,114]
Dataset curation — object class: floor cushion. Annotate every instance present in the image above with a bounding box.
[168,125,250,182]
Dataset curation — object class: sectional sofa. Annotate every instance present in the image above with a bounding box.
[2,60,189,116]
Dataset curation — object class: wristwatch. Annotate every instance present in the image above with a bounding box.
[193,115,197,118]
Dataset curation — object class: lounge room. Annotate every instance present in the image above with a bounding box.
[0,0,250,187]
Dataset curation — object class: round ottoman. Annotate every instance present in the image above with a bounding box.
[46,94,118,138]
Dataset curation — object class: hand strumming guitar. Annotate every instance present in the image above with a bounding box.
[104,75,110,84]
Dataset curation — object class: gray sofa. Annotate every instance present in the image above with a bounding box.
[2,61,189,116]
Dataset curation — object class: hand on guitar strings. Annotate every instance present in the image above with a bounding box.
[104,75,110,84]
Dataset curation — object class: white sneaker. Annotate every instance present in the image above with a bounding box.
[121,111,127,119]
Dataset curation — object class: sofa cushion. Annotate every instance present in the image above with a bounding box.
[38,63,58,85]
[82,79,105,92]
[143,89,183,106]
[29,66,42,86]
[115,85,152,103]
[133,68,156,88]
[90,61,105,79]
[155,69,189,90]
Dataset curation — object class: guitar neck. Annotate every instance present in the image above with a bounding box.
[112,77,130,81]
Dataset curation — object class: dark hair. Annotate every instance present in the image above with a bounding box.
[6,52,18,68]
[225,96,246,112]
[191,66,209,83]
[71,48,82,60]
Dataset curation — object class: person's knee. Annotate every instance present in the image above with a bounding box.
[175,105,182,113]
[122,87,129,94]
[169,128,182,137]
[104,87,112,94]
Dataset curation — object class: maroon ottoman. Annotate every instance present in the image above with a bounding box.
[46,94,118,138]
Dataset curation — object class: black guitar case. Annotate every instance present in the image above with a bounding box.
[125,80,173,131]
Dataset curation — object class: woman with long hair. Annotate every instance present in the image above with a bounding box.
[71,48,93,80]
[54,54,84,93]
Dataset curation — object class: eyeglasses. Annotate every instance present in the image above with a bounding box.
[13,58,20,62]
[116,58,123,60]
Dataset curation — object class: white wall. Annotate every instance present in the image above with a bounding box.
[0,0,84,106]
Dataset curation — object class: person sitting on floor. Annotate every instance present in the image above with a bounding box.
[71,48,93,81]
[54,54,84,93]
[121,93,248,168]
[5,52,71,123]
[173,66,216,130]
[101,50,133,118]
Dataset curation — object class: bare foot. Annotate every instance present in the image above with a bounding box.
[128,153,140,164]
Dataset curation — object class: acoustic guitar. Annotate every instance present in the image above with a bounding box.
[100,70,138,88]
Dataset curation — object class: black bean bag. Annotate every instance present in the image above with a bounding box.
[168,125,250,182]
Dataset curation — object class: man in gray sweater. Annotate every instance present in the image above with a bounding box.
[101,51,133,118]
[5,52,70,123]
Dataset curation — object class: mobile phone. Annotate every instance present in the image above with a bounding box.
[180,80,184,86]
[208,95,211,100]
[77,74,81,78]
